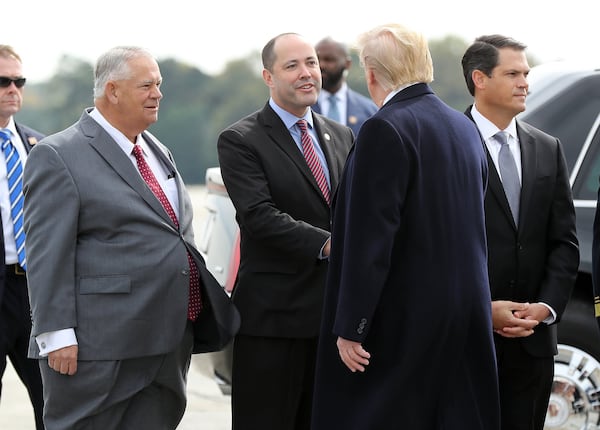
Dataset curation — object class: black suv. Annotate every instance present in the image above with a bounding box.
[519,62,600,429]
[199,62,600,428]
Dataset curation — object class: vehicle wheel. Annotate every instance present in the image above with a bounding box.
[546,299,600,429]
[546,345,600,429]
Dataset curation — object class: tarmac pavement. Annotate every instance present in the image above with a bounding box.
[0,353,232,429]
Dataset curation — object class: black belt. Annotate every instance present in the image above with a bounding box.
[5,264,25,276]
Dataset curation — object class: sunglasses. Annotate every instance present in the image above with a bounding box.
[0,77,26,88]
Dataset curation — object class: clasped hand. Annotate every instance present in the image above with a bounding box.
[492,300,546,338]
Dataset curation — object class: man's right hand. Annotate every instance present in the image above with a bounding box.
[48,345,78,375]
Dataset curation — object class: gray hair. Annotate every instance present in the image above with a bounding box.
[93,46,155,99]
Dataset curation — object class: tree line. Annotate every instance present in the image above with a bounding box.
[17,35,533,184]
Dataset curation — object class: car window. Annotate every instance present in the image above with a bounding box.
[522,74,600,173]
[573,121,600,200]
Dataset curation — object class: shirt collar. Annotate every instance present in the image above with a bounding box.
[1,117,18,137]
[89,107,146,154]
[269,98,314,131]
[383,82,419,105]
[471,104,518,141]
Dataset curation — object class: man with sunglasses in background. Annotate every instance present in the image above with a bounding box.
[0,45,44,429]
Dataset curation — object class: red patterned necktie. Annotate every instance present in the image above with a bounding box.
[132,144,202,321]
[296,120,330,204]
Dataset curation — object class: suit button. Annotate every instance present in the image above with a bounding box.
[357,327,364,334]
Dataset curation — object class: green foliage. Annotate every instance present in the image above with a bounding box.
[18,54,93,134]
[429,35,472,111]
[17,35,474,184]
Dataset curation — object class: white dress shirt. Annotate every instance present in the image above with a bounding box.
[1,118,29,264]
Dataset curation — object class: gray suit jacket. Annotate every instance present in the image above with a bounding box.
[23,108,238,360]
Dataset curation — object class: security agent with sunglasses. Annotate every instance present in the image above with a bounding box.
[0,45,44,429]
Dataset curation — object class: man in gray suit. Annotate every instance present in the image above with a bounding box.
[22,46,239,430]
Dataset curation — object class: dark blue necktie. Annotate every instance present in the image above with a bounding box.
[0,129,26,269]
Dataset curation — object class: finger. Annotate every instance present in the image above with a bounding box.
[340,348,360,372]
[347,348,368,372]
[348,346,370,363]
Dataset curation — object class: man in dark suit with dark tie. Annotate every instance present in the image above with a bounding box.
[312,37,377,136]
[217,33,353,430]
[462,35,579,430]
[0,44,44,430]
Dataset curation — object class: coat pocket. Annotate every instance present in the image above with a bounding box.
[79,275,131,294]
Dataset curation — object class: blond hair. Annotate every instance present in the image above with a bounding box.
[0,45,22,62]
[356,23,433,92]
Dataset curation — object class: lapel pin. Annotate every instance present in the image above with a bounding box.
[324,133,331,141]
[28,136,38,145]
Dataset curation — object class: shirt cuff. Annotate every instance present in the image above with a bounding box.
[36,328,78,357]
[539,302,557,324]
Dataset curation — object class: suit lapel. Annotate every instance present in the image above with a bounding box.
[465,107,519,231]
[485,148,518,230]
[516,122,535,234]
[261,105,330,205]
[81,112,175,227]
[15,124,38,153]
[143,132,193,231]
[313,114,341,191]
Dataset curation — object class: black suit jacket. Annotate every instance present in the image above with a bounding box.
[466,107,579,357]
[217,102,353,338]
[0,122,43,307]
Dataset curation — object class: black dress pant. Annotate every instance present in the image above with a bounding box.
[232,334,318,430]
[0,267,44,430]
[495,336,554,430]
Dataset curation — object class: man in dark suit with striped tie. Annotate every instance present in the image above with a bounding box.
[218,33,353,430]
[0,44,44,430]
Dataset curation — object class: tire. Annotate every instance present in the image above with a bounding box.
[545,297,600,428]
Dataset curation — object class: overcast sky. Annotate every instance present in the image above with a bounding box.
[7,0,597,83]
